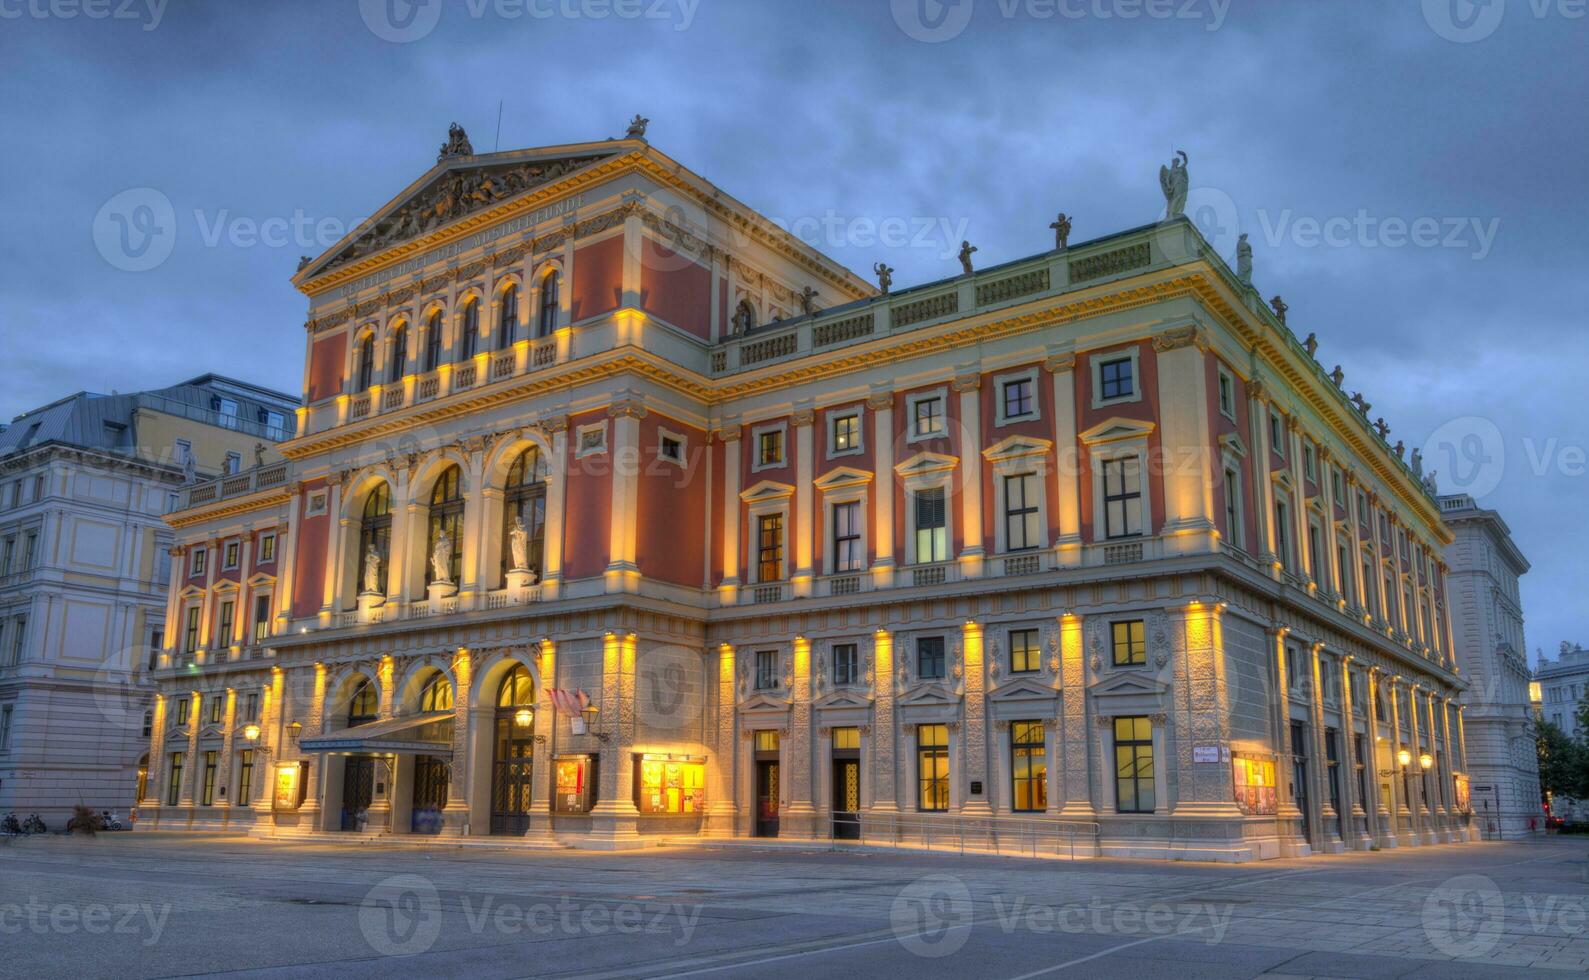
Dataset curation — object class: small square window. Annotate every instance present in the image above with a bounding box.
[831,414,860,454]
[305,491,328,517]
[913,397,944,437]
[1111,620,1146,666]
[757,429,784,467]
[1002,379,1034,419]
[576,424,608,458]
[658,430,685,465]
[1099,357,1134,401]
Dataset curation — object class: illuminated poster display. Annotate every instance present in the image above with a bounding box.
[552,754,597,814]
[273,762,306,811]
[633,755,705,814]
[1232,755,1277,815]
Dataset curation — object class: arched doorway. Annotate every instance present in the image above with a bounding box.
[411,672,453,835]
[341,678,378,831]
[491,664,535,835]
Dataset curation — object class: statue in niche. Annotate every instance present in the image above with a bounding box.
[431,529,453,584]
[509,515,530,572]
[362,544,382,595]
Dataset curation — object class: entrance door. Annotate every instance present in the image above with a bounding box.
[341,756,375,831]
[832,760,860,839]
[411,755,450,835]
[755,760,780,838]
[1290,721,1312,845]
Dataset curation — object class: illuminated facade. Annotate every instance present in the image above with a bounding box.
[139,127,1470,859]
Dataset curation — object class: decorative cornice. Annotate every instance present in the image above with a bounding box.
[1151,324,1201,353]
[1043,352,1075,374]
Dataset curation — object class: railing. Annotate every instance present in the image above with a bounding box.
[999,553,1043,577]
[135,391,296,442]
[453,363,478,391]
[751,583,787,604]
[531,338,557,368]
[0,568,39,590]
[490,350,516,381]
[1102,541,1144,565]
[909,561,962,588]
[821,573,867,597]
[832,812,1100,861]
[382,386,405,411]
[180,460,290,510]
[485,586,542,609]
[812,312,874,348]
[417,373,441,401]
[741,332,798,367]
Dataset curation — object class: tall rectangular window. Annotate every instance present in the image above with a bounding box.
[237,749,254,806]
[22,532,36,569]
[832,643,859,686]
[184,606,201,653]
[191,548,206,577]
[754,650,778,691]
[259,533,276,563]
[916,636,945,680]
[200,751,218,806]
[1114,716,1155,813]
[0,705,11,752]
[223,541,239,569]
[216,600,234,648]
[175,698,190,726]
[832,501,862,573]
[167,752,185,806]
[1009,628,1040,674]
[9,616,24,665]
[757,514,784,583]
[1004,473,1040,552]
[1011,720,1047,812]
[253,594,271,644]
[758,429,784,467]
[1217,371,1234,416]
[1307,523,1321,580]
[916,724,949,812]
[1002,378,1034,419]
[1325,729,1342,833]
[1111,620,1146,666]
[1101,457,1142,539]
[1223,468,1242,549]
[1099,356,1134,400]
[913,396,944,437]
[1274,498,1291,569]
[1354,733,1368,806]
[914,487,947,563]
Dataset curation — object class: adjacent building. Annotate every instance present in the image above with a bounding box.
[0,376,296,825]
[1439,493,1541,837]
[138,125,1472,861]
[1536,644,1589,822]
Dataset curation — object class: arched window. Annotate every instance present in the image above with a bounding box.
[348,678,378,726]
[355,334,375,391]
[358,483,391,596]
[388,325,408,383]
[426,465,464,585]
[537,271,561,337]
[491,663,535,834]
[460,299,480,358]
[502,447,547,583]
[418,672,454,713]
[498,284,518,349]
[423,312,443,372]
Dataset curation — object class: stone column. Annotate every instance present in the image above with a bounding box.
[793,408,816,596]
[867,630,898,813]
[587,632,640,845]
[1055,614,1094,817]
[298,664,328,827]
[1269,626,1304,853]
[704,643,739,837]
[1337,656,1367,848]
[318,483,342,626]
[1287,417,1312,582]
[540,417,569,600]
[145,695,168,807]
[1152,328,1217,557]
[718,426,743,602]
[868,391,896,587]
[1308,645,1340,851]
[953,372,985,577]
[388,468,411,604]
[1345,474,1365,613]
[1364,668,1392,845]
[458,449,488,606]
[782,636,816,836]
[181,690,202,805]
[217,690,237,814]
[442,649,471,835]
[605,400,645,594]
[1387,676,1413,842]
[1169,604,1241,818]
[274,490,301,630]
[1248,379,1277,574]
[1045,353,1082,567]
[959,621,991,814]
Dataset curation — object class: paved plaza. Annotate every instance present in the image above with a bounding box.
[1,833,1586,978]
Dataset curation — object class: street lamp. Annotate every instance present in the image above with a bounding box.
[583,702,609,743]
[1397,748,1412,767]
[242,723,261,742]
[1418,753,1433,770]
[513,706,534,729]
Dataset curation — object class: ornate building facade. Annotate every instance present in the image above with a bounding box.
[0,375,296,824]
[138,127,1471,860]
[1439,493,1541,838]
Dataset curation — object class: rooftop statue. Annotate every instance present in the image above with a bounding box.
[1159,150,1189,218]
[873,262,894,294]
[438,122,474,162]
[1236,232,1252,283]
[1050,212,1072,251]
[958,240,977,275]
[625,114,650,140]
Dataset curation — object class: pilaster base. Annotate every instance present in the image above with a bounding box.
[504,569,537,591]
[701,804,740,838]
[356,591,385,623]
[439,803,470,837]
[427,581,458,603]
[778,804,819,840]
[578,801,643,849]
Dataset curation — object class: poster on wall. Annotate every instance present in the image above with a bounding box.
[272,762,305,811]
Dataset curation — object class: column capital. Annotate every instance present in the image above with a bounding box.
[866,391,893,411]
[1043,350,1075,374]
[951,372,981,392]
[792,408,815,427]
[715,425,742,443]
[608,398,648,421]
[1151,324,1202,353]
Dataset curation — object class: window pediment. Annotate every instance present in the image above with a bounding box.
[740,480,795,504]
[982,434,1054,463]
[813,467,873,492]
[894,451,959,479]
[1079,417,1156,446]
[988,677,1060,703]
[813,688,873,710]
[899,683,960,706]
[1091,671,1168,699]
[179,584,206,599]
[740,692,790,712]
[1219,432,1248,458]
[245,572,277,589]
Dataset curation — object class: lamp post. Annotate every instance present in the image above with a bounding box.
[583,703,609,743]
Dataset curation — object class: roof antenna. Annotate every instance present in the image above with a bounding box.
[493,100,504,152]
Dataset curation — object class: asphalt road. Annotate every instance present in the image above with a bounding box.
[1,832,1585,978]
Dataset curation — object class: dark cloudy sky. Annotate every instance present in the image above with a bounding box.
[1,0,1583,659]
